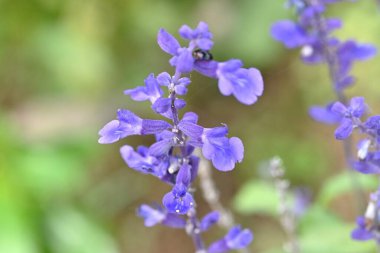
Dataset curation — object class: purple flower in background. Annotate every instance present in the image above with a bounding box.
[208,226,253,253]
[364,116,380,139]
[331,97,366,140]
[271,0,376,93]
[293,187,311,217]
[352,216,375,241]
[271,21,310,48]
[309,102,343,124]
[200,211,220,232]
[309,97,367,140]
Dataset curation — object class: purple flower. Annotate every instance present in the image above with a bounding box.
[309,103,343,124]
[157,28,195,74]
[152,97,186,115]
[216,60,264,105]
[156,72,191,96]
[364,116,380,138]
[200,211,220,232]
[98,109,171,144]
[124,73,163,104]
[272,1,376,94]
[271,21,310,48]
[148,130,176,157]
[202,129,244,171]
[162,184,194,215]
[178,122,244,171]
[293,188,311,217]
[351,216,374,241]
[138,204,186,228]
[120,145,168,178]
[331,97,366,140]
[334,118,354,140]
[208,226,253,253]
[179,21,214,50]
[352,152,380,174]
[162,164,196,214]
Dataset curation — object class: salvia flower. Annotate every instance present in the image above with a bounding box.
[157,22,263,105]
[331,96,366,140]
[138,204,186,228]
[124,73,163,104]
[200,211,220,232]
[99,21,258,252]
[208,226,254,253]
[272,0,376,92]
[98,109,171,144]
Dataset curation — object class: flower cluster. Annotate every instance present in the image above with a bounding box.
[272,0,379,246]
[272,0,376,93]
[98,22,261,252]
[310,96,380,174]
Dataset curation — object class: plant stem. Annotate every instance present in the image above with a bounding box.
[197,150,249,253]
[306,0,366,211]
[269,157,300,253]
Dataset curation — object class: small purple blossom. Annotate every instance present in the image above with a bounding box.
[179,21,214,50]
[120,145,168,178]
[162,185,195,215]
[124,73,163,104]
[156,72,191,96]
[331,97,366,140]
[138,204,186,228]
[178,122,244,171]
[216,60,264,105]
[208,226,253,253]
[309,103,343,124]
[163,164,195,214]
[98,109,171,144]
[200,211,220,232]
[351,216,375,241]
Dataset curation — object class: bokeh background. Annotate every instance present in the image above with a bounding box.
[1,0,380,252]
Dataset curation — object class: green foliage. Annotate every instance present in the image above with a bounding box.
[317,171,378,207]
[298,206,375,253]
[46,207,118,253]
[233,179,279,216]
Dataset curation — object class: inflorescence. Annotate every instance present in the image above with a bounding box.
[98,22,263,252]
[272,0,379,245]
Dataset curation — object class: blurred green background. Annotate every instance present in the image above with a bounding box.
[1,0,379,252]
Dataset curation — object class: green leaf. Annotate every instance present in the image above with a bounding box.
[47,207,118,253]
[300,220,375,253]
[233,180,278,216]
[317,171,377,207]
